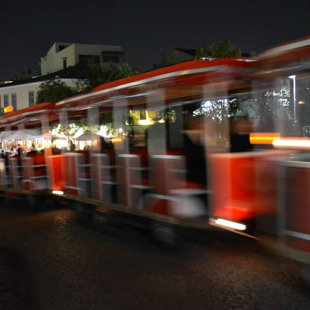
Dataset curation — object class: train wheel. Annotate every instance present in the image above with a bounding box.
[151,222,177,246]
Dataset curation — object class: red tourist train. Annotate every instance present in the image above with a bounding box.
[1,37,310,260]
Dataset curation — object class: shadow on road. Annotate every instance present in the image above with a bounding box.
[0,247,38,310]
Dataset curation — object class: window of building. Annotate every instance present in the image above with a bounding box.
[78,55,100,65]
[3,95,8,107]
[101,51,124,63]
[63,57,67,70]
[11,94,17,111]
[29,91,35,107]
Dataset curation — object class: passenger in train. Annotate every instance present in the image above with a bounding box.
[52,146,61,154]
[28,143,37,155]
[17,144,23,156]
[230,118,253,153]
[182,116,207,186]
[9,146,17,157]
[100,136,113,151]
[69,140,76,151]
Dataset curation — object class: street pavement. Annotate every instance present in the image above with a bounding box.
[0,201,309,310]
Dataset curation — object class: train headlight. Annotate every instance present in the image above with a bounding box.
[52,190,64,196]
[212,218,247,231]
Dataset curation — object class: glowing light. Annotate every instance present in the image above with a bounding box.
[1,80,14,85]
[298,100,305,105]
[98,125,113,138]
[74,127,84,138]
[158,118,165,123]
[53,139,68,149]
[52,190,64,196]
[111,137,122,143]
[250,132,280,145]
[139,119,153,125]
[3,106,13,113]
[289,75,297,122]
[273,137,310,149]
[213,218,246,231]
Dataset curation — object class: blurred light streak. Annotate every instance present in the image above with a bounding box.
[111,138,122,143]
[52,190,64,196]
[213,218,246,231]
[250,132,280,145]
[138,119,153,125]
[273,137,310,149]
[289,75,297,122]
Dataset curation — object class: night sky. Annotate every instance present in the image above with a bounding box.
[0,0,310,80]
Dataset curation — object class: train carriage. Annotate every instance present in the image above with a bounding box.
[50,57,261,235]
[0,102,59,206]
[254,36,310,262]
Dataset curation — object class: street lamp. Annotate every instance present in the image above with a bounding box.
[289,75,297,123]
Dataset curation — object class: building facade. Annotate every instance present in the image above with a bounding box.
[41,42,124,75]
[0,79,77,113]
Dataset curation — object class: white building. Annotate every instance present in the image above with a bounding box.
[0,79,77,113]
[41,42,124,75]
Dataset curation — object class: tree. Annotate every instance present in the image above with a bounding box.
[51,123,86,140]
[195,40,241,59]
[36,79,75,104]
[79,62,138,92]
[194,47,208,60]
[153,49,195,69]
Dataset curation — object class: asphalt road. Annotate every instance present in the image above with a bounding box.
[0,201,309,310]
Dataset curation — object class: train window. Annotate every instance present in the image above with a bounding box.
[11,94,17,111]
[251,77,295,137]
[28,91,35,107]
[3,95,8,107]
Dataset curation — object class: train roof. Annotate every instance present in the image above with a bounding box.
[257,35,310,75]
[91,58,253,93]
[56,57,254,111]
[0,102,56,128]
[0,57,255,127]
